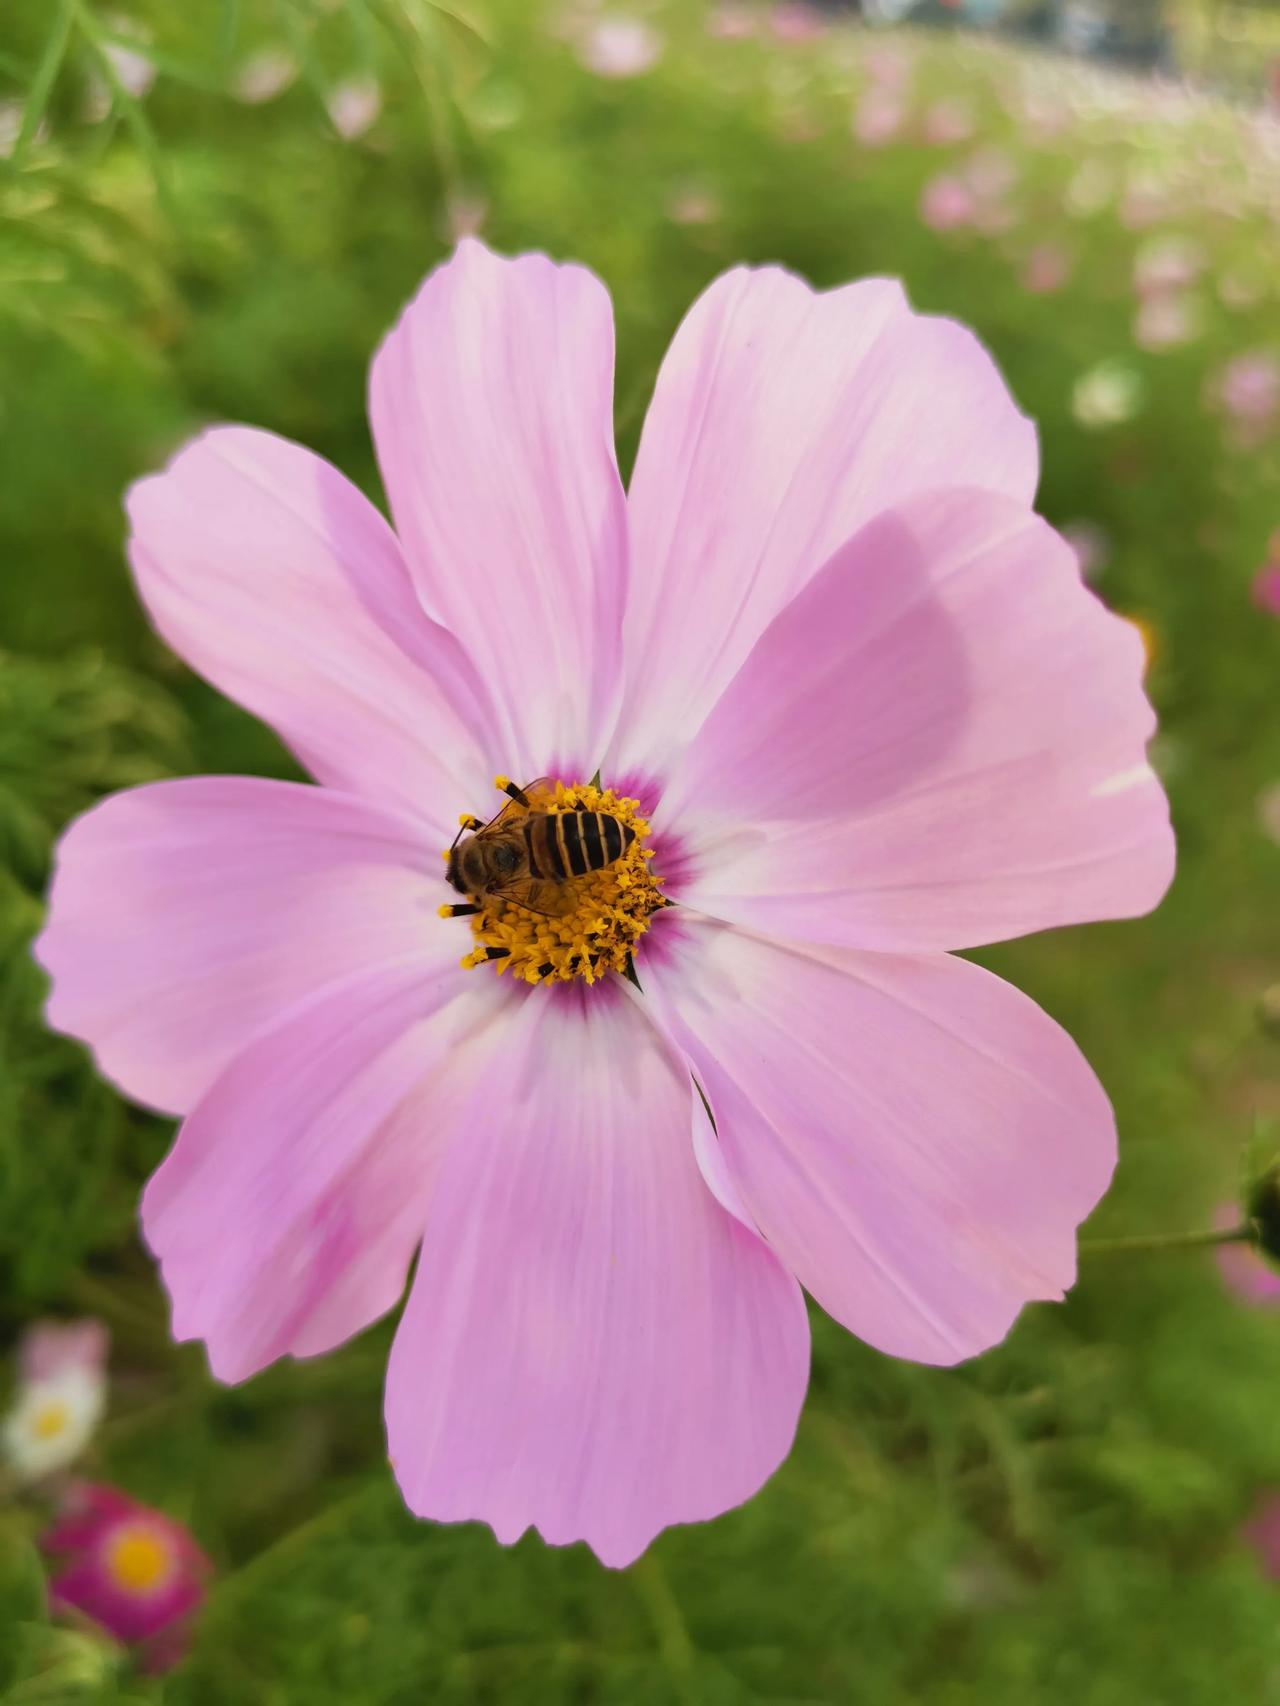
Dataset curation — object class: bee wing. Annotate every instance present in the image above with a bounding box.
[474,778,556,837]
[493,876,580,919]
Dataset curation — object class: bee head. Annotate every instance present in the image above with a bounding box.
[446,842,470,894]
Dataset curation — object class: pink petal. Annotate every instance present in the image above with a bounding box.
[641,917,1117,1366]
[384,983,809,1568]
[664,488,1172,952]
[126,426,494,824]
[36,778,447,1116]
[19,1320,109,1385]
[369,240,628,781]
[611,265,1038,778]
[141,962,504,1383]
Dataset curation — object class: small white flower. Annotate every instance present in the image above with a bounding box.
[1071,360,1143,430]
[3,1318,108,1481]
[3,1369,105,1481]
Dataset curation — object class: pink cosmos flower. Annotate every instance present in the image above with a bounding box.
[35,240,1174,1568]
[42,1483,211,1672]
[1215,1204,1280,1305]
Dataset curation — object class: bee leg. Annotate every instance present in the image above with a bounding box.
[439,903,479,918]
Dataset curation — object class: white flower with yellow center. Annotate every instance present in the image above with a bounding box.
[3,1368,105,1480]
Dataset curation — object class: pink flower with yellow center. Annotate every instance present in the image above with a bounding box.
[36,240,1174,1567]
[42,1483,211,1672]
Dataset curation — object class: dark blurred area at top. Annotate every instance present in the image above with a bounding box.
[806,0,1280,88]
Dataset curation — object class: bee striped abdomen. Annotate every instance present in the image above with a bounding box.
[530,811,635,882]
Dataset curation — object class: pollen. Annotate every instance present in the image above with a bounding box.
[105,1524,172,1595]
[30,1400,70,1441]
[447,779,666,986]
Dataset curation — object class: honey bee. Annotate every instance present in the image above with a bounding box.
[446,778,637,918]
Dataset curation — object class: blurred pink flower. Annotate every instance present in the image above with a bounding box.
[233,48,297,105]
[770,3,826,41]
[706,2,758,38]
[327,75,381,140]
[1213,352,1280,437]
[1133,236,1204,299]
[1253,564,1280,617]
[853,90,904,147]
[577,16,663,77]
[1133,293,1197,352]
[922,99,974,146]
[1022,243,1071,295]
[920,172,976,231]
[668,184,721,226]
[862,41,910,89]
[19,1320,108,1385]
[36,240,1173,1568]
[42,1484,211,1673]
[1215,1203,1280,1304]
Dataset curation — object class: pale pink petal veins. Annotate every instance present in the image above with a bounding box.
[611,264,1038,778]
[662,488,1173,952]
[34,778,447,1116]
[369,239,628,781]
[385,982,809,1568]
[142,962,510,1384]
[126,426,494,827]
[641,916,1117,1366]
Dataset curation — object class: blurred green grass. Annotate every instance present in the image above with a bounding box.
[2,2,1280,1700]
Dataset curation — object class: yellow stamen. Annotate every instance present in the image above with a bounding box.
[105,1525,171,1595]
[452,779,666,987]
[31,1400,70,1441]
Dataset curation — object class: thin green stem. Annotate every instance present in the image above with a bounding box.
[1079,1222,1254,1256]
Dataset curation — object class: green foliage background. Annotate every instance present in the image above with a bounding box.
[2,2,1280,1699]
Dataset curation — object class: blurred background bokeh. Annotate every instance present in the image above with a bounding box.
[2,0,1280,1698]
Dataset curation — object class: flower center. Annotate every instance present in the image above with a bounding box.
[105,1524,172,1595]
[30,1400,70,1441]
[440,777,666,986]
